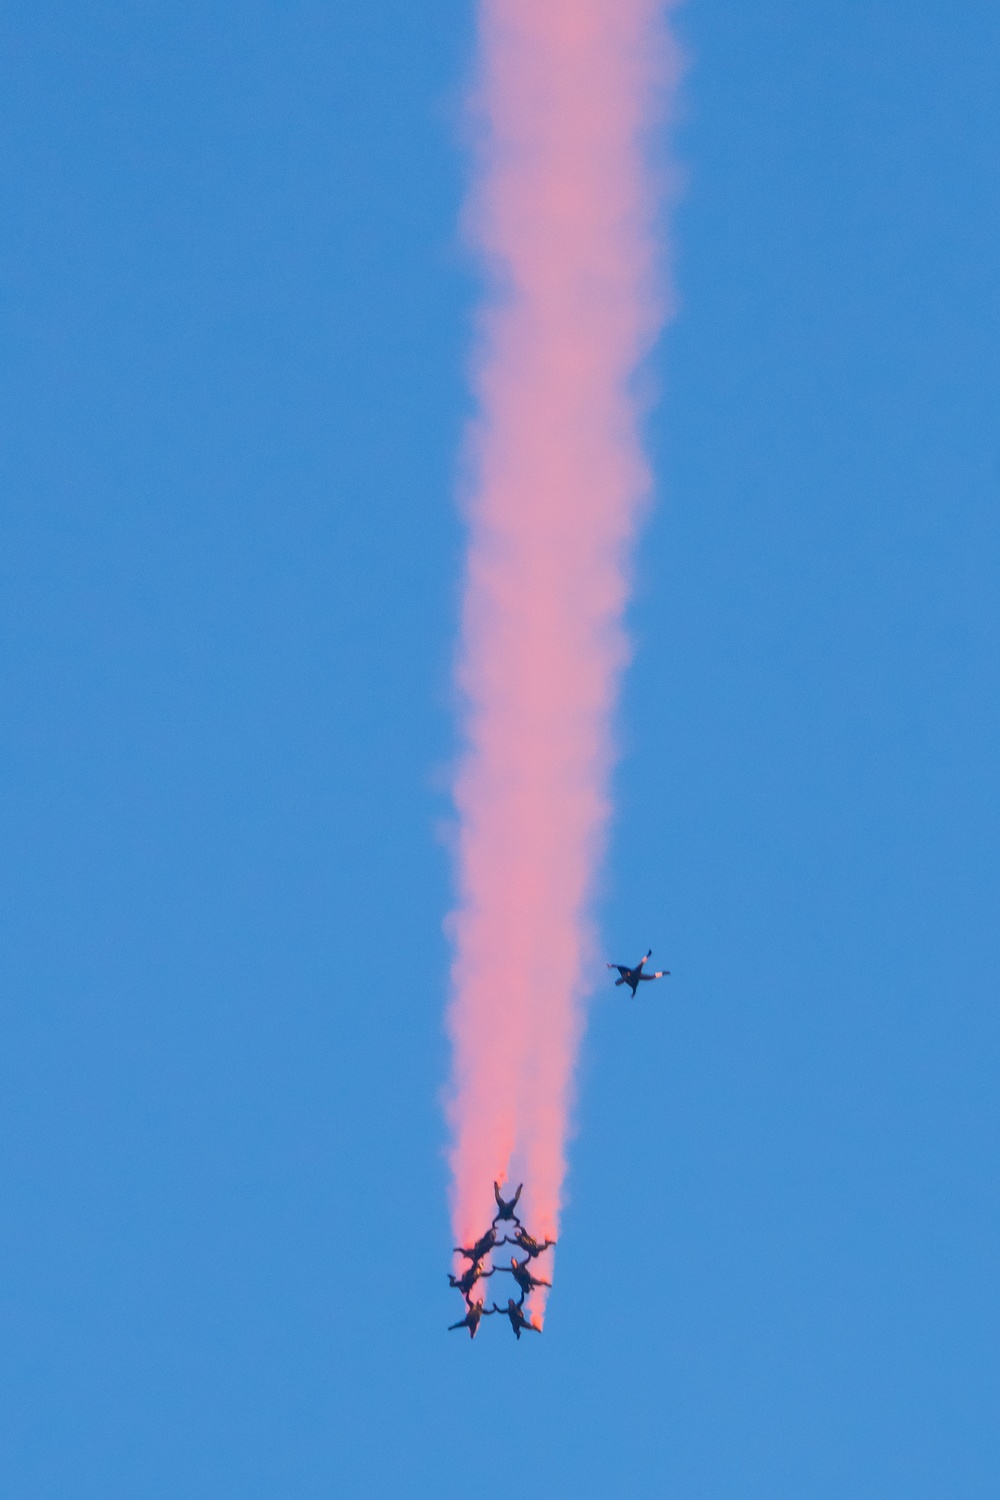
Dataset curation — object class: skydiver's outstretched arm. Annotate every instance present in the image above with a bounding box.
[638,970,670,981]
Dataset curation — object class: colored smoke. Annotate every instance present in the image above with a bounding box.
[446,0,679,1313]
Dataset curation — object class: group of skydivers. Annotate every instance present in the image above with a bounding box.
[448,1181,555,1340]
[447,952,668,1341]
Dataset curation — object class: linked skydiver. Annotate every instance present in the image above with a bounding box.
[491,1181,523,1226]
[448,1301,492,1340]
[504,1226,556,1259]
[495,1297,541,1340]
[502,1255,551,1300]
[448,1261,495,1299]
[454,1226,498,1264]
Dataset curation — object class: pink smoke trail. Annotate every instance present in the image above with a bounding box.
[446,0,678,1318]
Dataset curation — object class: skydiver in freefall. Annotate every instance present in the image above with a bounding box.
[448,1260,495,1299]
[454,1226,498,1264]
[504,1226,556,1259]
[606,949,669,997]
[492,1181,523,1225]
[502,1255,551,1300]
[495,1297,541,1339]
[448,1300,492,1340]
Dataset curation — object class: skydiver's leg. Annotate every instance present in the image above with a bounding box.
[615,977,625,986]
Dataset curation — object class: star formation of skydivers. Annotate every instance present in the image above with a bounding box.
[449,949,669,1339]
[448,1180,556,1340]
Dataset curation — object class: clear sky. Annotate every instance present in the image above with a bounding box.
[1,3,998,1497]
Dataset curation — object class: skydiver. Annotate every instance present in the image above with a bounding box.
[448,1261,495,1299]
[607,948,669,998]
[504,1226,556,1259]
[492,1180,524,1225]
[448,1300,492,1340]
[454,1225,498,1264]
[502,1255,551,1300]
[495,1297,541,1340]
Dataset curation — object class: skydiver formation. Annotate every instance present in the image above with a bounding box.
[447,1180,554,1340]
[448,949,668,1339]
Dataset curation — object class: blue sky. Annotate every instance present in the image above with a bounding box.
[1,3,998,1496]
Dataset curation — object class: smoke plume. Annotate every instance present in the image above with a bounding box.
[446,0,678,1319]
